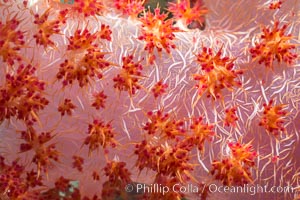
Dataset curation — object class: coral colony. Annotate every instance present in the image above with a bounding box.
[0,0,299,199]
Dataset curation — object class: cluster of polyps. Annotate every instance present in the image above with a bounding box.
[103,161,131,184]
[181,117,215,155]
[91,90,107,110]
[56,26,113,87]
[269,1,283,9]
[32,8,66,48]
[259,99,288,137]
[134,140,195,183]
[83,119,118,156]
[72,155,84,172]
[193,46,243,101]
[168,0,208,27]
[0,15,25,66]
[114,0,144,18]
[0,64,49,126]
[71,0,106,17]
[211,141,257,186]
[113,53,144,96]
[58,98,77,116]
[138,8,180,64]
[0,157,42,199]
[102,161,132,199]
[143,110,185,139]
[156,144,195,182]
[19,126,60,177]
[249,21,297,68]
[151,80,168,98]
[224,107,238,127]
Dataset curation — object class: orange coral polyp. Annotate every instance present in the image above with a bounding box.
[84,119,118,156]
[20,127,59,176]
[224,107,238,127]
[33,9,64,48]
[72,0,106,17]
[138,8,180,64]
[143,110,185,139]
[0,64,49,126]
[168,0,208,26]
[114,0,144,18]
[0,15,26,65]
[194,46,242,100]
[259,99,288,136]
[57,26,113,87]
[180,117,215,155]
[113,53,144,96]
[250,21,297,68]
[211,141,257,186]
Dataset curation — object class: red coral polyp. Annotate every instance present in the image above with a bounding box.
[180,117,215,154]
[211,141,257,186]
[250,21,297,68]
[259,99,288,137]
[0,64,49,126]
[224,107,239,127]
[114,0,144,18]
[103,161,131,185]
[269,1,282,10]
[0,15,26,65]
[19,127,59,176]
[143,110,185,139]
[168,0,208,27]
[71,0,106,17]
[58,98,76,116]
[113,53,144,96]
[67,28,97,51]
[57,27,113,87]
[83,119,118,156]
[138,8,180,64]
[151,80,168,98]
[91,90,107,110]
[134,140,195,183]
[33,9,65,48]
[193,46,243,100]
[228,142,257,167]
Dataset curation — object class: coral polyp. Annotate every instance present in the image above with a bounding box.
[0,15,26,65]
[168,0,208,28]
[143,109,185,140]
[211,141,257,186]
[114,0,144,18]
[259,99,288,137]
[19,126,60,176]
[151,80,168,98]
[250,21,297,68]
[182,116,215,155]
[84,119,118,156]
[138,8,180,63]
[71,0,106,17]
[0,64,48,126]
[193,46,243,100]
[56,26,113,87]
[113,53,144,96]
[32,8,65,48]
[0,0,299,199]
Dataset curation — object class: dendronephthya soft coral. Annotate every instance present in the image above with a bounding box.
[0,0,299,199]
